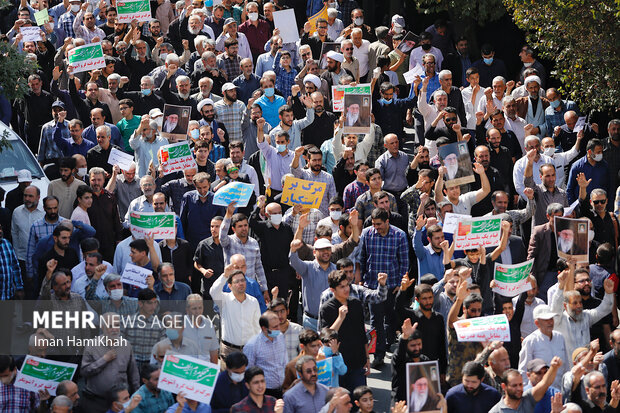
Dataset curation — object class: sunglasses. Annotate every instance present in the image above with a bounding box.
[445,117,457,122]
[592,199,607,205]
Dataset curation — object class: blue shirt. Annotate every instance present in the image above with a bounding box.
[445,383,501,413]
[82,122,123,147]
[544,100,579,133]
[0,239,23,300]
[360,225,409,289]
[53,122,95,157]
[283,381,330,413]
[132,384,175,413]
[289,251,335,317]
[222,276,267,313]
[255,52,275,78]
[412,74,441,102]
[566,156,610,203]
[232,73,261,104]
[167,403,212,413]
[523,384,560,413]
[179,191,226,248]
[256,95,286,130]
[413,229,445,280]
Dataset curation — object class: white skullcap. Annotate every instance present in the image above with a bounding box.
[326,50,344,63]
[524,75,541,87]
[197,98,214,112]
[303,74,321,89]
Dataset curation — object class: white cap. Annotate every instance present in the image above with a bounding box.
[221,82,238,92]
[533,304,555,320]
[17,169,32,183]
[149,108,163,118]
[524,75,541,87]
[313,238,333,250]
[326,51,344,63]
[197,98,214,112]
[303,74,321,89]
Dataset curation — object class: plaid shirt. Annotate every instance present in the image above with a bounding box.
[284,322,304,361]
[359,225,409,289]
[217,52,242,81]
[283,208,325,245]
[273,53,298,99]
[0,383,39,412]
[243,333,287,388]
[209,143,226,163]
[26,217,66,280]
[73,10,106,43]
[231,395,277,413]
[214,99,247,142]
[290,166,337,216]
[123,313,166,363]
[58,11,77,38]
[0,239,23,300]
[343,180,368,211]
[219,216,268,291]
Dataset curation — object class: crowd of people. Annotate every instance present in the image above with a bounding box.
[1,0,620,412]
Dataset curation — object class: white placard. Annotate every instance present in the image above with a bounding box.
[573,116,587,133]
[453,314,511,342]
[563,199,579,217]
[273,9,300,44]
[121,263,152,289]
[108,147,134,171]
[21,26,43,42]
[403,64,425,84]
[442,212,471,234]
[14,356,78,396]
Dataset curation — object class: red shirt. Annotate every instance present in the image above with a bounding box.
[238,19,272,59]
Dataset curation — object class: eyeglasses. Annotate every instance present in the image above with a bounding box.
[576,279,591,284]
[445,117,457,122]
[342,48,352,51]
[592,199,607,204]
[304,367,318,373]
[119,107,129,111]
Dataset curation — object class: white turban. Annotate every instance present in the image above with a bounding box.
[524,75,541,87]
[197,98,214,112]
[303,74,321,89]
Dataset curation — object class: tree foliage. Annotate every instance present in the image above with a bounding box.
[407,0,507,25]
[504,0,620,114]
[0,40,38,100]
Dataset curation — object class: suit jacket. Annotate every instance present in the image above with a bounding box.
[603,350,620,389]
[527,222,554,283]
[488,235,526,266]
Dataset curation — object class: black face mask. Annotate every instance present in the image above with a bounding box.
[421,43,432,51]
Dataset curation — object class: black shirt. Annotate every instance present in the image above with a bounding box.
[159,238,194,286]
[20,89,54,127]
[194,237,224,299]
[38,246,79,289]
[248,208,294,272]
[87,144,123,175]
[301,109,338,149]
[470,166,506,217]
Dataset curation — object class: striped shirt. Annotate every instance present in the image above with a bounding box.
[0,239,23,300]
[214,99,247,142]
[243,333,288,388]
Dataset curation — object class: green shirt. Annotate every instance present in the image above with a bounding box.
[117,115,142,154]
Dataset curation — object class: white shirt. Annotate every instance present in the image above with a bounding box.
[327,19,344,42]
[448,192,478,215]
[418,90,449,158]
[512,296,544,338]
[71,259,113,282]
[71,271,109,299]
[113,235,162,275]
[215,32,253,63]
[461,85,485,129]
[184,320,219,360]
[11,205,44,260]
[209,273,261,346]
[546,147,579,188]
[519,329,570,389]
[317,216,339,235]
[512,153,555,198]
[332,126,375,163]
[352,39,370,77]
[240,160,260,197]
[476,93,504,115]
[505,115,528,153]
[409,46,443,71]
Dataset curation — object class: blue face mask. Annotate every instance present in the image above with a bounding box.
[190,129,199,139]
[264,87,275,97]
[267,329,281,338]
[550,99,561,109]
[142,88,152,96]
[323,346,333,357]
[380,98,393,105]
[166,328,179,341]
[276,143,287,152]
[483,57,494,65]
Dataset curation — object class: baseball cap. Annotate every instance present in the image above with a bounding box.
[313,238,332,250]
[532,304,555,320]
[221,83,238,92]
[224,17,236,26]
[51,100,65,109]
[526,359,548,373]
[17,169,32,183]
[149,108,163,118]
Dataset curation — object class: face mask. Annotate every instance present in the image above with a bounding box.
[592,153,603,162]
[276,143,287,152]
[190,129,200,140]
[122,400,131,409]
[588,229,595,242]
[270,213,282,225]
[109,288,123,300]
[329,2,337,8]
[142,88,152,96]
[264,87,275,97]
[330,210,342,221]
[159,52,168,61]
[77,167,87,177]
[550,99,561,109]
[523,61,533,67]
[155,117,163,128]
[166,328,179,341]
[323,346,333,357]
[483,57,494,65]
[353,17,363,26]
[379,98,392,105]
[393,26,402,34]
[248,12,258,21]
[48,22,55,30]
[543,147,555,157]
[229,371,245,383]
[71,4,80,12]
[267,329,281,338]
[421,43,431,51]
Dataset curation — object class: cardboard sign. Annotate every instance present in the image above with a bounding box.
[273,9,299,43]
[14,356,77,396]
[129,211,176,240]
[453,314,510,342]
[34,8,49,26]
[120,263,152,289]
[438,141,475,188]
[442,212,471,234]
[159,354,219,404]
[158,141,197,175]
[493,260,534,297]
[307,4,328,35]
[316,357,333,387]
[280,176,326,209]
[213,182,255,207]
[108,147,134,171]
[406,360,441,413]
[454,217,502,250]
[117,0,152,23]
[68,43,105,74]
[21,26,43,42]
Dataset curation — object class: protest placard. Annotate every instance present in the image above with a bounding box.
[442,212,471,234]
[121,263,152,289]
[403,64,425,84]
[68,43,105,74]
[14,356,77,396]
[158,141,197,175]
[439,141,475,188]
[397,31,420,54]
[280,176,326,209]
[316,358,333,387]
[108,147,134,171]
[493,260,534,297]
[307,5,327,35]
[406,360,441,413]
[160,104,192,142]
[454,217,502,250]
[159,354,219,404]
[563,199,579,216]
[343,86,372,134]
[573,116,587,133]
[273,9,299,43]
[129,211,176,239]
[21,26,43,42]
[34,8,49,25]
[117,0,152,23]
[213,182,255,207]
[453,314,510,342]
[554,216,589,262]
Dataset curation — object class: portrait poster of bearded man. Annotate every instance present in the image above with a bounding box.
[406,360,442,413]
[553,216,589,261]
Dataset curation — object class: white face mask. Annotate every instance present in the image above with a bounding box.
[77,167,87,177]
[109,288,123,300]
[270,214,282,225]
[330,210,342,221]
[70,4,80,12]
[588,229,595,242]
[159,52,168,62]
[393,26,403,34]
[592,153,603,162]
[248,12,258,21]
[543,147,555,157]
[353,17,363,26]
[229,371,245,383]
[523,61,533,68]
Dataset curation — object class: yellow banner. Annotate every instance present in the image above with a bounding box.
[280,176,326,209]
[307,4,328,35]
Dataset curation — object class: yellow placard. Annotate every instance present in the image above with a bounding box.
[307,4,328,35]
[280,176,326,209]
